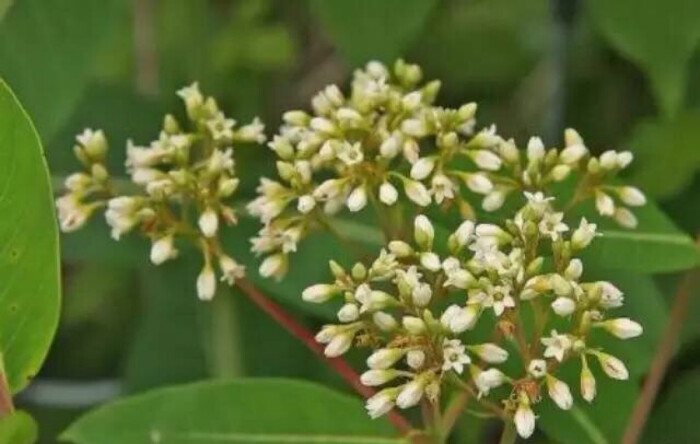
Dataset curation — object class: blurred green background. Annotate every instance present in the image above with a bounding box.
[1,0,699,442]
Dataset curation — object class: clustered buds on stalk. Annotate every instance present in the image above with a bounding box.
[56,83,265,300]
[249,60,644,280]
[304,193,644,438]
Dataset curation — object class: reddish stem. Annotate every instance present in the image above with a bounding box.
[235,278,413,436]
[0,369,14,417]
[621,267,699,444]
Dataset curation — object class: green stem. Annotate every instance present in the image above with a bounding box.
[205,290,244,377]
[499,419,518,444]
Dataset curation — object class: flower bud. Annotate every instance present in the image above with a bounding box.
[464,173,493,194]
[373,311,398,331]
[365,388,396,419]
[297,195,316,214]
[324,331,354,357]
[514,394,536,438]
[403,316,427,335]
[259,253,287,280]
[379,182,398,205]
[406,350,425,369]
[564,258,583,280]
[150,235,176,265]
[551,297,576,316]
[546,375,573,410]
[593,351,629,380]
[471,150,502,171]
[571,218,597,249]
[199,208,219,237]
[396,378,427,408]
[527,137,545,163]
[379,133,401,158]
[404,179,431,207]
[482,190,506,211]
[595,190,615,216]
[614,207,638,228]
[388,240,413,258]
[617,151,633,168]
[196,264,217,301]
[616,186,646,207]
[440,304,478,333]
[419,252,441,272]
[599,150,618,170]
[361,369,400,387]
[596,318,643,339]
[302,283,338,303]
[580,359,597,402]
[410,157,435,180]
[346,185,368,212]
[414,215,434,250]
[367,348,405,370]
[559,143,587,164]
[469,343,508,363]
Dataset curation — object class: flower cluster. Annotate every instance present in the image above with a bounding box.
[304,193,643,438]
[249,59,645,281]
[56,83,265,300]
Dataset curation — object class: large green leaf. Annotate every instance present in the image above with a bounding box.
[62,379,405,444]
[641,371,700,443]
[310,0,438,65]
[578,202,699,273]
[0,410,37,444]
[0,79,61,392]
[0,0,126,140]
[587,0,700,117]
[626,113,700,199]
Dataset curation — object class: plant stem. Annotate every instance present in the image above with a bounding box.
[234,277,413,436]
[498,419,518,444]
[621,265,699,444]
[442,389,470,434]
[0,360,14,417]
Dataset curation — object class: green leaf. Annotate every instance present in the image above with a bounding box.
[310,0,438,65]
[587,0,700,117]
[578,202,699,273]
[0,0,126,140]
[641,371,700,443]
[62,379,404,444]
[626,113,700,198]
[0,0,12,22]
[0,79,61,392]
[0,410,38,444]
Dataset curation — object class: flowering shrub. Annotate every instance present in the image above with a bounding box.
[55,60,648,442]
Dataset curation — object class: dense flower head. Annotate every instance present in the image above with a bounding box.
[250,59,644,280]
[56,83,265,300]
[304,198,643,438]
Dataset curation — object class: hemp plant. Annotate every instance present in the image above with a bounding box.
[56,60,647,442]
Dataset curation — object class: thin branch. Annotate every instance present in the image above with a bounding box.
[621,265,699,444]
[234,278,413,436]
[0,362,14,417]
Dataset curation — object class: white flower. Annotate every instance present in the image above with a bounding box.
[379,181,398,205]
[379,133,401,158]
[259,253,287,280]
[302,283,338,303]
[198,208,219,237]
[565,259,583,280]
[597,318,643,339]
[593,351,629,380]
[396,379,426,408]
[196,264,217,301]
[550,164,571,181]
[56,194,90,232]
[546,375,573,410]
[177,82,203,114]
[361,369,399,386]
[471,150,502,171]
[598,281,624,308]
[524,191,554,215]
[218,255,245,285]
[599,150,618,170]
[551,297,576,316]
[473,367,507,396]
[297,194,316,213]
[541,330,571,362]
[404,179,431,206]
[514,395,536,438]
[469,343,508,364]
[346,185,368,212]
[324,331,355,357]
[440,304,478,333]
[571,218,597,249]
[150,236,177,265]
[336,142,364,166]
[442,338,471,374]
[528,359,548,378]
[365,389,396,419]
[538,212,569,241]
[431,174,456,203]
[617,151,634,168]
[560,143,587,164]
[401,118,428,138]
[412,283,432,307]
[453,220,475,248]
[595,190,615,216]
[76,128,107,158]
[468,285,515,317]
[410,157,435,180]
[367,348,405,370]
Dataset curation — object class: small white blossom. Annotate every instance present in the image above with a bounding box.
[597,318,643,339]
[150,236,177,265]
[379,181,398,205]
[542,330,571,362]
[442,339,471,374]
[546,375,573,410]
[196,264,217,301]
